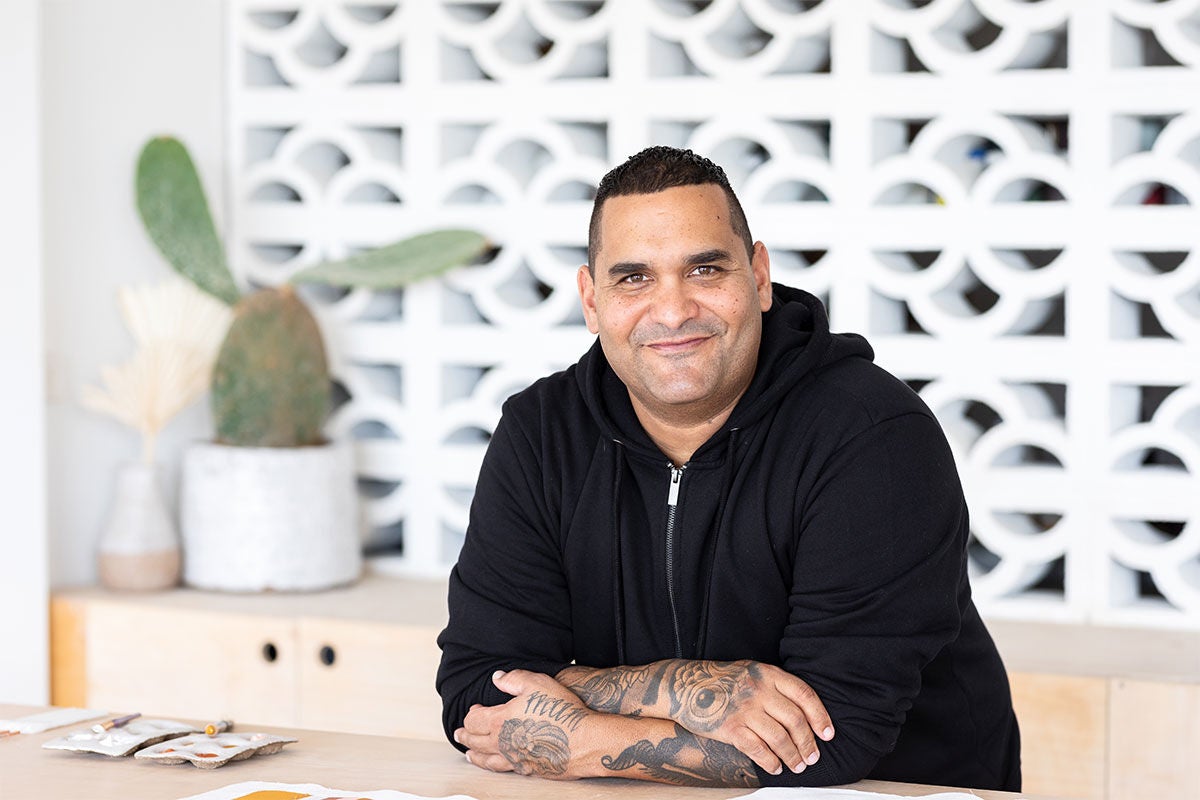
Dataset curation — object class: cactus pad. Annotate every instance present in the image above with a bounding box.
[211,287,329,447]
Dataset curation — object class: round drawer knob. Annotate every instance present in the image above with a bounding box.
[262,642,279,663]
[319,645,336,666]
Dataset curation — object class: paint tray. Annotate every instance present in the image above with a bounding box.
[41,718,198,757]
[135,731,298,768]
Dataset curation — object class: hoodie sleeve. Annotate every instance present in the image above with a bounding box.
[759,410,972,787]
[435,403,574,749]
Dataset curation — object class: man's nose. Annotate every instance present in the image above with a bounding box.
[650,278,698,328]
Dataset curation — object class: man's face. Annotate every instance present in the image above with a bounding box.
[578,184,772,426]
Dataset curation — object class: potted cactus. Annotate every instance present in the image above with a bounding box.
[135,136,488,591]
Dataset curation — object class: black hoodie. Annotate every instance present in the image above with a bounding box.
[436,284,1021,790]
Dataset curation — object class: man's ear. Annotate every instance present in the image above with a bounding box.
[578,265,600,334]
[752,241,773,312]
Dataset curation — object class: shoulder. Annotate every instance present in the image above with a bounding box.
[765,355,959,479]
[502,363,586,426]
[800,356,935,431]
[794,360,963,495]
[495,362,599,455]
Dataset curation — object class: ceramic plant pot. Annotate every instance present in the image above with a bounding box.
[97,462,182,591]
[180,440,361,591]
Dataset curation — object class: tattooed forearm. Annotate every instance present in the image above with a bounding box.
[560,659,758,733]
[498,719,570,776]
[558,664,662,713]
[600,723,759,787]
[524,690,589,732]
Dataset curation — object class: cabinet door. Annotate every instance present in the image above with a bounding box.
[84,600,300,727]
[1109,679,1200,800]
[1008,671,1107,800]
[298,618,444,741]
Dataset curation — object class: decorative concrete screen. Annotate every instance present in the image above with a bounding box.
[227,1,1200,629]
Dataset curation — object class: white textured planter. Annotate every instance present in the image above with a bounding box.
[181,441,361,591]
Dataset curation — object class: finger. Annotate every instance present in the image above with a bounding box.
[775,675,835,741]
[727,726,784,776]
[492,667,546,696]
[465,749,514,773]
[749,714,808,774]
[456,728,500,754]
[761,694,821,767]
[462,705,502,735]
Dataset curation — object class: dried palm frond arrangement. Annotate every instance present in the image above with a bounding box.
[82,279,232,464]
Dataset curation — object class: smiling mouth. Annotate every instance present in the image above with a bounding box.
[646,336,711,354]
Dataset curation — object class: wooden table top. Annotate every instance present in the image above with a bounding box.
[0,704,1060,800]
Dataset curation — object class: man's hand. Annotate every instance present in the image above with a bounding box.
[456,669,593,780]
[558,659,834,777]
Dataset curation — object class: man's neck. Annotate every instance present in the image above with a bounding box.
[629,395,739,467]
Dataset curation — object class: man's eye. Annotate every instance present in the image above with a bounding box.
[693,265,723,276]
[619,273,648,284]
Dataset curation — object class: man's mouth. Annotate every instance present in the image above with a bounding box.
[646,336,711,354]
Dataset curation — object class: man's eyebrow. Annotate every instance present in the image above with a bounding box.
[685,249,736,266]
[606,261,648,278]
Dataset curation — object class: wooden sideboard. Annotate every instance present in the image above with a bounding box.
[51,576,448,741]
[987,618,1200,800]
[50,577,1200,799]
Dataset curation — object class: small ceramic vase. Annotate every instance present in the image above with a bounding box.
[97,462,181,591]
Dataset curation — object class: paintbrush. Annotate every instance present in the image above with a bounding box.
[91,712,141,734]
[205,719,233,736]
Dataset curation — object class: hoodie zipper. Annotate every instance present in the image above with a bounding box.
[665,464,685,659]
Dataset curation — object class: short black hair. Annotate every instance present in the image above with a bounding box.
[587,146,754,271]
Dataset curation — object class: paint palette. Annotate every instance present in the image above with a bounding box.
[135,732,298,768]
[227,792,370,800]
[41,718,198,757]
[178,781,480,800]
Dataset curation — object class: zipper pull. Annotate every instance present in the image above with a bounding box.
[667,466,683,507]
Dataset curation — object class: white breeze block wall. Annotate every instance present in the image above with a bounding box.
[226,0,1200,630]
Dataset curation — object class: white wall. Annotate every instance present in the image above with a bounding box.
[0,0,49,704]
[42,0,225,586]
[222,2,1200,627]
[34,3,1200,630]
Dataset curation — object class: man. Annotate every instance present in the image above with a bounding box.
[436,146,1021,790]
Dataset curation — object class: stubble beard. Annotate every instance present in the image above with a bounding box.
[627,347,757,431]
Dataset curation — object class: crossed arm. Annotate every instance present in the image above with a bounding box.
[454,659,834,786]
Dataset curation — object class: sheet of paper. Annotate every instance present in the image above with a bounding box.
[744,788,995,799]
[181,781,1010,800]
[178,781,478,800]
[0,707,108,734]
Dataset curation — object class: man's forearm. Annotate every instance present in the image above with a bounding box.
[557,659,754,732]
[591,716,759,786]
[557,658,834,778]
[457,669,759,787]
[501,700,759,787]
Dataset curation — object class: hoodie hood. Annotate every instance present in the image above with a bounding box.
[576,282,874,461]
